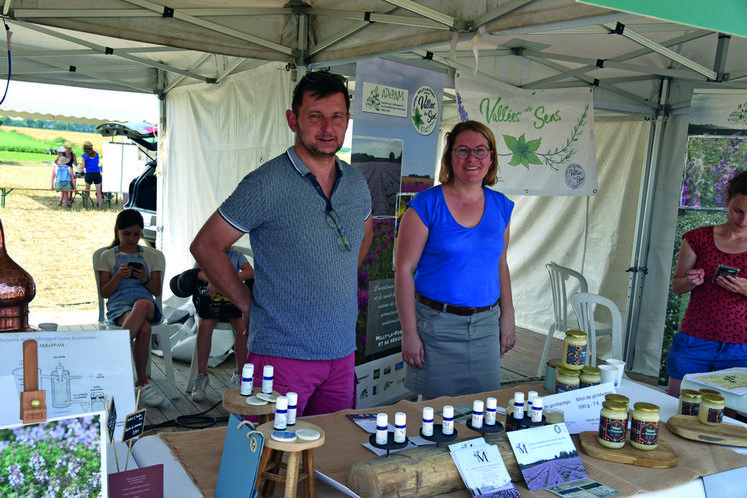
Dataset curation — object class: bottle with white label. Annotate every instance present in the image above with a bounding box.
[394,412,407,443]
[262,365,274,394]
[485,397,497,426]
[422,406,434,437]
[528,391,538,410]
[240,363,254,396]
[513,392,525,420]
[531,396,544,423]
[274,396,288,430]
[286,392,298,426]
[442,405,455,436]
[472,400,484,429]
[375,413,389,445]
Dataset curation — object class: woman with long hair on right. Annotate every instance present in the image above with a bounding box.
[667,170,747,397]
[94,209,165,406]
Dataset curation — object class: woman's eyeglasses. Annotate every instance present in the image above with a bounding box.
[453,146,491,159]
[325,208,352,252]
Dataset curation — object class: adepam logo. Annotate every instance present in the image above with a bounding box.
[411,86,439,136]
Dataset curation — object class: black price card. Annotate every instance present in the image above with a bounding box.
[122,409,146,442]
[107,398,117,443]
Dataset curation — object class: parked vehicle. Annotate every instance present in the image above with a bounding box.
[96,122,159,245]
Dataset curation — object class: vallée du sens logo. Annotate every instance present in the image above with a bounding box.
[411,86,439,136]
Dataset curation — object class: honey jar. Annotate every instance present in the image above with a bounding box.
[678,389,701,416]
[598,401,628,449]
[579,366,601,388]
[554,367,580,393]
[561,330,587,370]
[698,393,725,426]
[630,402,659,451]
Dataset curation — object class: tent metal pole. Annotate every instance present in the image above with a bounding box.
[624,78,671,368]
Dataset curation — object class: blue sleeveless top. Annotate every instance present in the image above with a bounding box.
[408,185,514,308]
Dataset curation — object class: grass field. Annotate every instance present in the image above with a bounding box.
[1,127,120,311]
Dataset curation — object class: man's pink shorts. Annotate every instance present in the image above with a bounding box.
[247,352,356,416]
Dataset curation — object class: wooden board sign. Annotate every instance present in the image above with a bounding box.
[123,409,146,442]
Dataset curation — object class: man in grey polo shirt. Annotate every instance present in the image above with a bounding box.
[191,71,373,416]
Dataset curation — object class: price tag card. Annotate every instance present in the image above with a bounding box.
[108,464,164,498]
[506,423,587,491]
[107,398,117,444]
[122,409,146,442]
[542,383,615,434]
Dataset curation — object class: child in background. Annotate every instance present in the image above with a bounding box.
[51,146,76,207]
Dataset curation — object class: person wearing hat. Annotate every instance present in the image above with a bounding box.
[51,145,76,207]
[57,141,79,206]
[82,140,103,208]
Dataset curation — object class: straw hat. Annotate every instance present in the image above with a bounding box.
[64,141,72,148]
[83,141,93,148]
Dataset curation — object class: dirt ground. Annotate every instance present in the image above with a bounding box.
[1,159,119,311]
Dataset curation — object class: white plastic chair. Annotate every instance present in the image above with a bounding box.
[536,263,589,377]
[571,292,623,367]
[93,246,178,399]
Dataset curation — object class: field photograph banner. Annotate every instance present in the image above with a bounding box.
[456,71,598,196]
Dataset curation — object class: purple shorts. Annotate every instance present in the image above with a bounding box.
[247,352,356,416]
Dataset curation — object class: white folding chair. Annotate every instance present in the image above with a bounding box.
[571,292,623,367]
[93,246,178,399]
[536,262,589,377]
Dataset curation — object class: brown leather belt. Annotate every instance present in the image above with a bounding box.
[416,294,498,316]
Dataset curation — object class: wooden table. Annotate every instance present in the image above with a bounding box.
[1,186,85,208]
[222,387,280,425]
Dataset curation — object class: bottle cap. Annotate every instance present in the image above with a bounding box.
[532,396,543,408]
[242,363,254,377]
[275,396,288,410]
[376,413,388,427]
[395,412,406,426]
[423,406,434,419]
[263,365,274,377]
[287,392,298,405]
[473,400,484,411]
[528,391,538,402]
[443,405,454,417]
[486,397,497,409]
[514,392,525,403]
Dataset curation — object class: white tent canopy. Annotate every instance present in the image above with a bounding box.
[3,0,746,379]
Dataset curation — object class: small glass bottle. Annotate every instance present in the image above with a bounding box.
[513,392,525,420]
[561,329,587,370]
[422,407,434,437]
[286,392,298,426]
[261,365,274,394]
[485,397,497,426]
[598,401,627,449]
[394,412,407,443]
[240,363,254,396]
[472,400,484,429]
[375,413,388,445]
[555,367,580,393]
[579,366,601,388]
[530,396,544,424]
[698,393,725,426]
[442,405,455,435]
[274,396,288,430]
[678,389,701,416]
[630,402,659,451]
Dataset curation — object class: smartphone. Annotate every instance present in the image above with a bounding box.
[712,264,740,282]
[127,262,144,278]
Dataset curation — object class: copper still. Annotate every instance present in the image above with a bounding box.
[0,218,36,331]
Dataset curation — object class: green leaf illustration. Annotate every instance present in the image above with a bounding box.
[503,133,542,169]
[412,107,424,129]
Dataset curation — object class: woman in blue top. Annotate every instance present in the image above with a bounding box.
[82,140,103,208]
[394,120,516,399]
[95,209,165,406]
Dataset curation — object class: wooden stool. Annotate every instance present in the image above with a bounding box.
[255,421,326,498]
[222,387,279,425]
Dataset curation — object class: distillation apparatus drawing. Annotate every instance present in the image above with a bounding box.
[13,361,105,411]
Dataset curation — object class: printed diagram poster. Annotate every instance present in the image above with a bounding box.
[354,352,407,409]
[456,71,598,196]
[0,330,136,440]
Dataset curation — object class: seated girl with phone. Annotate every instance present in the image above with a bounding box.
[94,209,166,407]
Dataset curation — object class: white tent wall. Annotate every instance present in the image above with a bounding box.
[507,117,649,355]
[160,63,293,276]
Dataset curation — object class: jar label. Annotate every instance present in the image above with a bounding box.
[580,379,600,388]
[680,400,700,416]
[707,407,724,424]
[555,380,578,393]
[598,415,626,442]
[631,418,658,445]
[565,344,587,366]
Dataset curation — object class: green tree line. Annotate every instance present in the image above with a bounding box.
[0,117,96,133]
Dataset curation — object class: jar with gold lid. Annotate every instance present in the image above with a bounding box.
[605,393,630,406]
[679,389,702,416]
[698,393,725,426]
[630,402,659,451]
[580,366,601,388]
[560,329,587,370]
[554,367,580,393]
[598,401,628,449]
